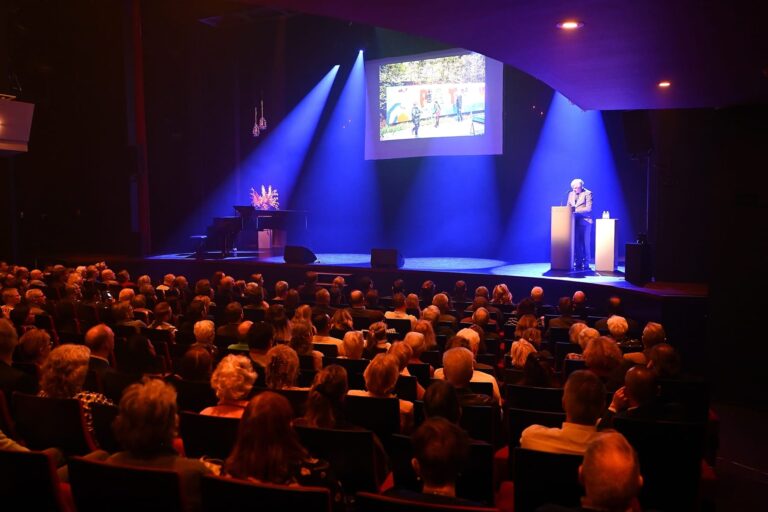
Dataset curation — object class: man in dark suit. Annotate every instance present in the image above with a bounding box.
[216,302,243,340]
[567,178,593,270]
[84,324,115,381]
[311,288,336,318]
[347,290,384,325]
[0,318,37,402]
[600,365,682,428]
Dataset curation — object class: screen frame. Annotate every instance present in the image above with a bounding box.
[364,48,504,160]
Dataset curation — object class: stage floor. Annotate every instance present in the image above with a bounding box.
[146,250,707,298]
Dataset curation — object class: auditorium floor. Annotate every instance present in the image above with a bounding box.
[711,402,768,510]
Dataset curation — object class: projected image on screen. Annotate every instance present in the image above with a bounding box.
[379,53,486,141]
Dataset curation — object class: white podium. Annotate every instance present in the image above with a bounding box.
[595,218,617,271]
[550,206,574,270]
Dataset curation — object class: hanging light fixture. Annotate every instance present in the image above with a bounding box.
[258,97,268,131]
[251,106,260,137]
[252,93,268,138]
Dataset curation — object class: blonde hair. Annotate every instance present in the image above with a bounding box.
[578,327,601,351]
[210,355,257,402]
[584,336,623,374]
[413,320,437,351]
[568,322,588,344]
[510,339,537,369]
[40,344,91,398]
[342,331,364,359]
[363,354,399,396]
[606,316,629,339]
[388,342,413,371]
[403,331,426,358]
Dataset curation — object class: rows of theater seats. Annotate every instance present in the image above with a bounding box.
[0,267,715,511]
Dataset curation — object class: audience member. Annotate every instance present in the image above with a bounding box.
[520,370,606,455]
[201,355,256,418]
[349,353,414,433]
[384,292,418,329]
[102,379,211,512]
[625,321,666,365]
[341,330,365,360]
[38,344,114,432]
[264,344,304,390]
[0,318,38,400]
[224,391,341,504]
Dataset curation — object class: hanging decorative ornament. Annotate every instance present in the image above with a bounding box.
[252,106,260,137]
[258,97,268,131]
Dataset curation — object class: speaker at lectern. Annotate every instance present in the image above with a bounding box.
[550,206,574,271]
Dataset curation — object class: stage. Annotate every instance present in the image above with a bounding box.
[141,249,706,299]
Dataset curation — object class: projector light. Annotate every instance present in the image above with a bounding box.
[658,81,671,88]
[557,20,583,30]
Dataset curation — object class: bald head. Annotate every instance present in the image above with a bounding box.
[85,324,115,358]
[573,290,586,304]
[624,365,658,407]
[581,433,642,511]
[349,290,364,306]
[530,286,544,301]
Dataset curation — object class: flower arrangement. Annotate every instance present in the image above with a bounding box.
[250,185,279,210]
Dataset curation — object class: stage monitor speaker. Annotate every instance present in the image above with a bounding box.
[622,110,653,155]
[371,248,404,269]
[283,245,317,264]
[625,242,652,285]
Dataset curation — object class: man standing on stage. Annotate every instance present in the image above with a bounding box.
[411,103,422,137]
[567,178,593,270]
[455,93,463,122]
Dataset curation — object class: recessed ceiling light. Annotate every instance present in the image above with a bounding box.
[557,20,583,30]
[658,81,671,88]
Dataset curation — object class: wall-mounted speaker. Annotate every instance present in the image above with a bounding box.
[283,245,317,264]
[370,248,404,269]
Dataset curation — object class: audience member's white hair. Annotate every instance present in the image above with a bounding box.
[194,320,216,344]
[210,354,257,402]
[456,327,481,355]
[606,315,629,338]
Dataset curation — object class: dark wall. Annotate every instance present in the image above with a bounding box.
[1,0,130,262]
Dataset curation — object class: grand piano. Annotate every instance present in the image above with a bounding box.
[204,207,308,256]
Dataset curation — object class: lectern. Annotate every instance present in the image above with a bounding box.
[595,218,617,271]
[550,206,574,271]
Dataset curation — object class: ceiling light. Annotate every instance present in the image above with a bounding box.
[658,81,671,88]
[557,20,583,30]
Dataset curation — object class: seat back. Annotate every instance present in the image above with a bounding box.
[355,491,499,511]
[243,307,266,322]
[68,456,185,512]
[0,450,67,511]
[554,342,581,370]
[313,343,339,358]
[345,394,401,439]
[102,371,142,403]
[385,318,412,339]
[178,411,240,460]
[274,388,310,417]
[420,351,442,369]
[562,358,587,380]
[614,417,705,511]
[504,384,564,412]
[394,375,418,401]
[352,315,373,331]
[167,377,218,412]
[91,402,121,453]
[468,381,493,396]
[388,434,495,505]
[200,475,331,511]
[407,363,431,388]
[13,392,97,455]
[459,405,498,445]
[547,327,571,343]
[0,390,16,439]
[295,425,384,493]
[506,407,566,450]
[511,447,582,512]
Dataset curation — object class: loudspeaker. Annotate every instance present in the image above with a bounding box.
[622,110,653,155]
[625,243,652,285]
[370,248,404,269]
[283,245,317,264]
